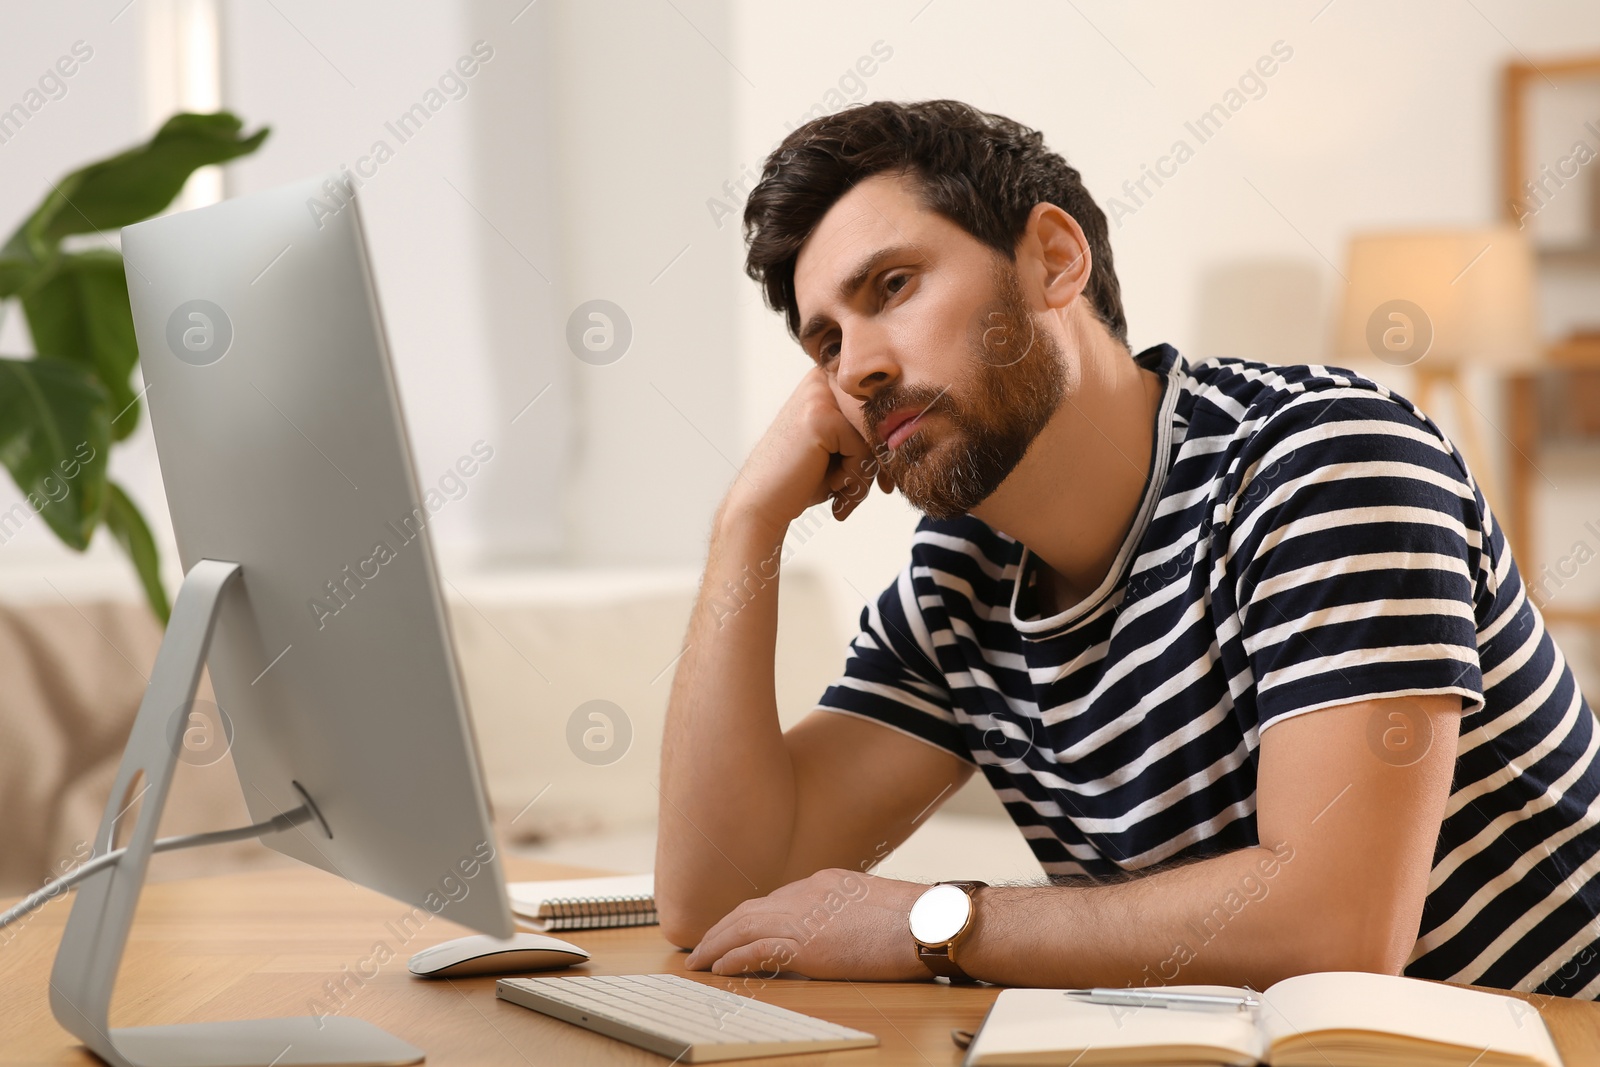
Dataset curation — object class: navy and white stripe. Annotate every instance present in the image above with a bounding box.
[817,342,1600,995]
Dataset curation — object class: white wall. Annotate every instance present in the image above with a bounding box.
[536,0,741,567]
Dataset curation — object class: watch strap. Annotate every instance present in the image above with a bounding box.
[916,942,975,982]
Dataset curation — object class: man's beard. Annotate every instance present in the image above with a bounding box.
[863,259,1069,520]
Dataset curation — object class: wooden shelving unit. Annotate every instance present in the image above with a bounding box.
[1500,55,1600,632]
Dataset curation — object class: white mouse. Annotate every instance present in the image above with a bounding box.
[407,932,591,978]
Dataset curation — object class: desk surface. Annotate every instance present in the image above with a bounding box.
[5,858,1600,1066]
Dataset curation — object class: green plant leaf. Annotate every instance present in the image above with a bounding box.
[21,249,142,439]
[5,112,269,265]
[0,109,268,627]
[104,480,169,624]
[0,250,33,298]
[0,356,109,550]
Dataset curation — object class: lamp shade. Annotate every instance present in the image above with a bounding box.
[1333,226,1539,369]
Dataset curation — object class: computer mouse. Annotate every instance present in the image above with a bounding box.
[407,932,591,978]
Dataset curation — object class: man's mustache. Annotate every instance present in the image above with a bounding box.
[861,384,956,448]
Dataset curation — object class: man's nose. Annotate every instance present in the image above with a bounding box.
[836,323,898,403]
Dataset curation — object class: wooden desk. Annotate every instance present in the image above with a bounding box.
[1,859,997,1065]
[6,858,1600,1065]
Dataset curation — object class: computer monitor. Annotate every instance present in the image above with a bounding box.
[47,173,514,1067]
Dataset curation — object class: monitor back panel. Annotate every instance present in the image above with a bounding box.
[122,175,512,937]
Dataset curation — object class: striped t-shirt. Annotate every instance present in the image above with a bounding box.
[819,342,1600,995]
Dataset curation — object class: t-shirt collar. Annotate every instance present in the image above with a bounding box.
[1007,343,1184,638]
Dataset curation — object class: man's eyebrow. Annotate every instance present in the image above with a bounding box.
[797,243,921,346]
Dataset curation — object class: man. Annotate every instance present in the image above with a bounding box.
[656,99,1600,994]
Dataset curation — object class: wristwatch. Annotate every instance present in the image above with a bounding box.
[908,880,988,983]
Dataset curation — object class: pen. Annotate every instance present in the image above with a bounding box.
[1064,988,1262,1013]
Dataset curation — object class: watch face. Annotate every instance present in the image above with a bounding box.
[909,883,972,944]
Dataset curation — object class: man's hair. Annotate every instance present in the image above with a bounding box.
[742,99,1128,349]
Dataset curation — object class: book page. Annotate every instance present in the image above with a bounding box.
[507,873,654,918]
[965,988,1267,1066]
[1259,972,1559,1065]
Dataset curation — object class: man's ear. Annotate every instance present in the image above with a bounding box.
[1021,202,1093,313]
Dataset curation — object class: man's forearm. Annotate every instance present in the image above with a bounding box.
[657,503,798,943]
[955,839,1407,989]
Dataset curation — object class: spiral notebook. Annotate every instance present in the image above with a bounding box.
[507,873,657,932]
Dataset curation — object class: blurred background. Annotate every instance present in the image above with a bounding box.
[4,0,1600,893]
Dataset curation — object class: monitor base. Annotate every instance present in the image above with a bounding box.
[108,1018,423,1067]
[46,559,424,1067]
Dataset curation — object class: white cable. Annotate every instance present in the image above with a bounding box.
[0,805,313,931]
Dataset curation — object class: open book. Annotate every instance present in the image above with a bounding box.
[508,873,656,932]
[964,971,1562,1067]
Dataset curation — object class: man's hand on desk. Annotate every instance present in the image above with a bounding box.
[683,867,931,981]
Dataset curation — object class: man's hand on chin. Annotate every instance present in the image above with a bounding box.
[683,869,932,981]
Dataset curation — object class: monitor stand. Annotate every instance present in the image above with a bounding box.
[47,558,425,1067]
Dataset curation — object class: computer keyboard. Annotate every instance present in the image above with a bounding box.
[495,972,879,1062]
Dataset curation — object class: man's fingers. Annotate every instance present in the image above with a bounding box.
[709,936,801,978]
[829,478,873,521]
[822,451,886,522]
[819,415,880,488]
[687,905,787,969]
[823,465,854,497]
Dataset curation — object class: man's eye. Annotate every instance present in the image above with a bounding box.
[819,341,840,364]
[885,273,909,295]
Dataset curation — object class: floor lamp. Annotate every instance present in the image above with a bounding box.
[1333,225,1540,520]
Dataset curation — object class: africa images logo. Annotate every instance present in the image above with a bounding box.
[165,299,233,366]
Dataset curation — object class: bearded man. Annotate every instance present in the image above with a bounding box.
[656,99,1600,996]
